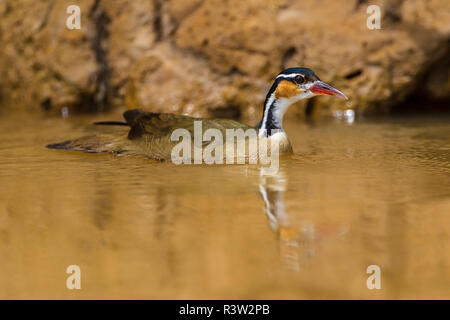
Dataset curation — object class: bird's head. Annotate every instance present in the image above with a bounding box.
[259,68,347,134]
[271,67,347,102]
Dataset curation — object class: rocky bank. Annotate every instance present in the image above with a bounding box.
[0,0,449,121]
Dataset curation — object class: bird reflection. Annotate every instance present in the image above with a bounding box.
[258,169,316,272]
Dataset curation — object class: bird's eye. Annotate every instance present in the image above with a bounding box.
[294,75,305,85]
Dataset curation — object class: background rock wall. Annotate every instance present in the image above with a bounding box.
[0,0,449,121]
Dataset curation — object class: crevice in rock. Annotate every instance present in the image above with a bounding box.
[86,0,111,113]
[226,66,244,77]
[305,98,316,117]
[390,44,450,114]
[354,0,368,10]
[384,0,403,24]
[344,69,363,80]
[152,0,163,42]
[282,47,297,69]
[40,97,52,111]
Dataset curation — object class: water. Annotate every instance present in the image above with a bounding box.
[0,112,449,299]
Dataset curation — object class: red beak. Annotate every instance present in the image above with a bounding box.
[310,81,347,99]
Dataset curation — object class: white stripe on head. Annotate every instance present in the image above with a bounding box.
[276,74,317,90]
[276,73,303,79]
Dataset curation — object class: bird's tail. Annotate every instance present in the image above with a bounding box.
[46,134,125,154]
[46,139,78,151]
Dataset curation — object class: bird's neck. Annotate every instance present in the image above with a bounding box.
[258,93,294,137]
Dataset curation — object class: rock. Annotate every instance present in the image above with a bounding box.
[423,52,450,101]
[0,0,109,114]
[0,0,448,119]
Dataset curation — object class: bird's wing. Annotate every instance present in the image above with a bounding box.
[123,109,251,139]
[123,109,198,140]
[121,109,253,160]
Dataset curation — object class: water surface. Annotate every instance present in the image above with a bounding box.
[0,112,449,299]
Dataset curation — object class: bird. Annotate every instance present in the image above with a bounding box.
[47,67,347,161]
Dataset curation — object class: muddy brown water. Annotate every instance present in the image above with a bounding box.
[0,112,449,299]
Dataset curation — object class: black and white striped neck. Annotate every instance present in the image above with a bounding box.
[257,93,302,138]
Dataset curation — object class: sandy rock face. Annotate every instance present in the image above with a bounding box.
[0,0,108,113]
[0,0,448,119]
